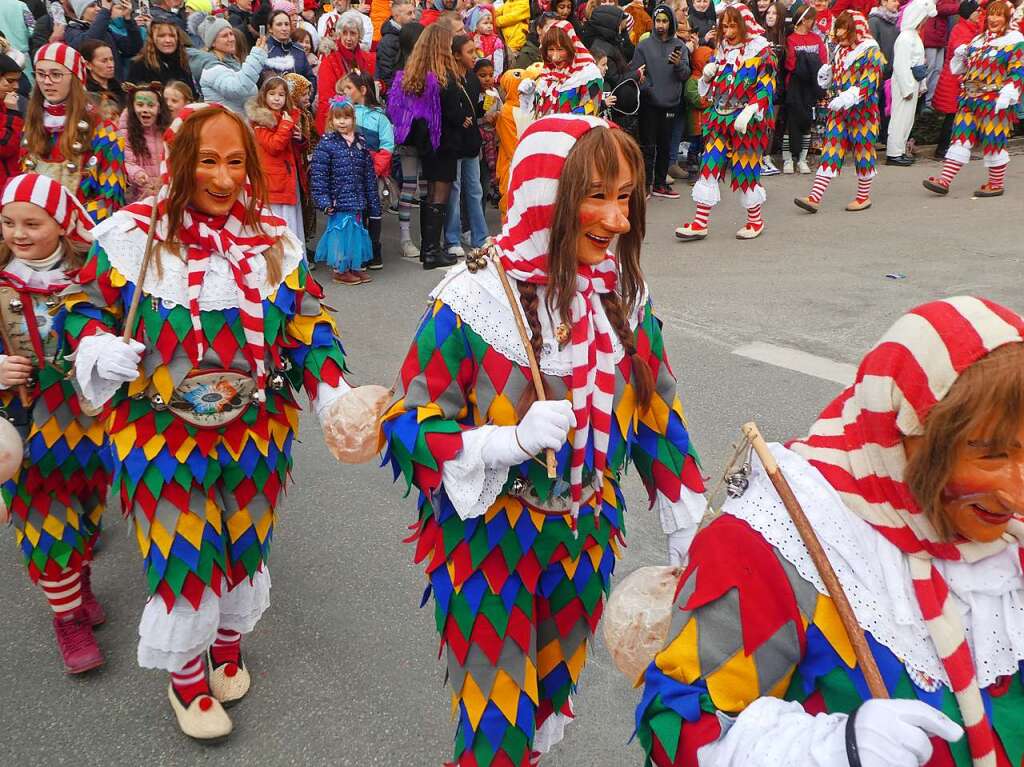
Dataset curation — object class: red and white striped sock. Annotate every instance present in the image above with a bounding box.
[808,174,831,204]
[855,175,872,203]
[939,158,963,187]
[171,654,211,708]
[988,163,1007,190]
[745,204,763,231]
[40,568,82,614]
[209,628,242,667]
[691,203,711,230]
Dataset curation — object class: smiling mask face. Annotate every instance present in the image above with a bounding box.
[189,113,247,217]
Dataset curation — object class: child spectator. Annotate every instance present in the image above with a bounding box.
[338,70,393,270]
[629,4,690,197]
[310,96,381,284]
[376,0,414,88]
[285,72,318,259]
[247,76,305,243]
[0,52,24,191]
[292,27,319,82]
[760,1,787,175]
[162,80,192,119]
[468,4,505,75]
[683,44,713,179]
[782,2,826,173]
[474,58,502,205]
[118,81,168,202]
[495,0,531,54]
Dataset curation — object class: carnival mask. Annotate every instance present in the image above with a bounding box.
[576,146,631,266]
[189,113,247,217]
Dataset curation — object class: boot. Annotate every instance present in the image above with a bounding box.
[421,203,456,271]
[53,607,104,674]
[80,563,106,627]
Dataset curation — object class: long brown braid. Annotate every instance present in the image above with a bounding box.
[600,292,654,409]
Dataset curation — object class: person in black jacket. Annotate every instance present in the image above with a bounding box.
[226,0,258,48]
[581,3,635,61]
[444,34,487,257]
[586,5,640,135]
[376,0,414,89]
[126,19,197,98]
[64,0,143,80]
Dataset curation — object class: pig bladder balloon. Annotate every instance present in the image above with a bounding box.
[602,565,681,685]
[0,417,23,482]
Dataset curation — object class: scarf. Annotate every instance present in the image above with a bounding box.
[789,296,1024,767]
[43,101,67,134]
[495,114,620,515]
[118,103,288,399]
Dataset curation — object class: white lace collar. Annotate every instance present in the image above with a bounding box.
[92,212,304,311]
[429,261,648,377]
[724,443,1024,692]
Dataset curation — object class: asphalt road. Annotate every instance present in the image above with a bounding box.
[2,157,1022,766]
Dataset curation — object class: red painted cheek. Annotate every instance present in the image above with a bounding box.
[578,206,603,228]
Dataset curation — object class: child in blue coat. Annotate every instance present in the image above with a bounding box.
[310,96,382,285]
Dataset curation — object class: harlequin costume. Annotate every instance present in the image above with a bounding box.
[381,115,706,766]
[61,104,350,740]
[675,5,777,243]
[636,296,1024,767]
[21,44,126,223]
[795,12,884,213]
[0,173,112,675]
[924,22,1024,197]
[534,22,605,117]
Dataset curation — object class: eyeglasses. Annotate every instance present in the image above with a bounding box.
[36,69,68,83]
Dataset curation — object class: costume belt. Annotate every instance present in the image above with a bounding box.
[507,475,602,515]
[963,81,1000,97]
[714,96,746,115]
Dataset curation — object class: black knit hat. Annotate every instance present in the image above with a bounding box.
[0,52,22,74]
[958,0,979,18]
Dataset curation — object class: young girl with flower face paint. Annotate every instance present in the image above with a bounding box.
[382,114,705,767]
[636,296,1024,767]
[0,173,111,677]
[118,82,170,202]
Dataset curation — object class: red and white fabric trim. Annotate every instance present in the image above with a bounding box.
[34,42,87,84]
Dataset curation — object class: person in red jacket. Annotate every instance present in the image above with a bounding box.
[921,0,961,106]
[832,0,877,18]
[0,53,23,191]
[315,10,376,133]
[930,0,982,156]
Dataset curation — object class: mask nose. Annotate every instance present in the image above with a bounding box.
[994,460,1024,514]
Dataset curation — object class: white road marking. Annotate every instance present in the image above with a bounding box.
[732,342,857,386]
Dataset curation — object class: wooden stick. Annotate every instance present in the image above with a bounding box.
[741,421,889,700]
[121,200,161,344]
[489,253,558,479]
[0,317,30,407]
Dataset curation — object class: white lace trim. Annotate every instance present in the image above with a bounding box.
[429,261,647,377]
[137,569,271,672]
[533,697,574,755]
[441,426,509,521]
[724,444,1024,691]
[92,213,304,311]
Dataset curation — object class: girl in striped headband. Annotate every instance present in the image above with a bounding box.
[59,103,352,741]
[21,43,126,222]
[637,296,1024,767]
[0,173,112,676]
[381,114,705,766]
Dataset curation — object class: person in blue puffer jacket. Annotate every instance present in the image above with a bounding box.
[264,9,313,80]
[338,70,395,271]
[311,96,382,286]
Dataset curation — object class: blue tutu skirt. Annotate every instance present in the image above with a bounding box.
[314,211,372,272]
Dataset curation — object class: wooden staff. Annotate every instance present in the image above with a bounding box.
[490,252,558,479]
[121,200,161,343]
[742,421,889,700]
[0,317,30,407]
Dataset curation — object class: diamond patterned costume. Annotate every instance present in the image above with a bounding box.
[817,40,885,179]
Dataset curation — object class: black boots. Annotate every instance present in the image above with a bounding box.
[420,202,456,270]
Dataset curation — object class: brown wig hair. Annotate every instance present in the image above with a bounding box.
[135,21,191,73]
[985,0,1013,26]
[123,82,171,163]
[402,23,457,95]
[832,10,857,44]
[716,6,750,45]
[540,26,576,67]
[905,343,1024,539]
[24,76,97,165]
[161,108,282,284]
[515,127,654,416]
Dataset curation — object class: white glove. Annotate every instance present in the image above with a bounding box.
[480,400,575,469]
[950,44,968,74]
[93,337,145,383]
[667,527,695,566]
[733,103,759,135]
[828,88,860,112]
[851,699,964,767]
[817,63,833,88]
[994,84,1019,112]
[702,62,717,82]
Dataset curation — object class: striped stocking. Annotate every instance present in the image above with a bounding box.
[691,203,712,230]
[808,173,831,203]
[799,135,811,162]
[939,158,963,187]
[746,204,763,231]
[209,627,242,667]
[40,568,82,614]
[171,654,211,707]
[782,135,792,163]
[398,153,418,242]
[987,163,1007,190]
[855,175,872,203]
